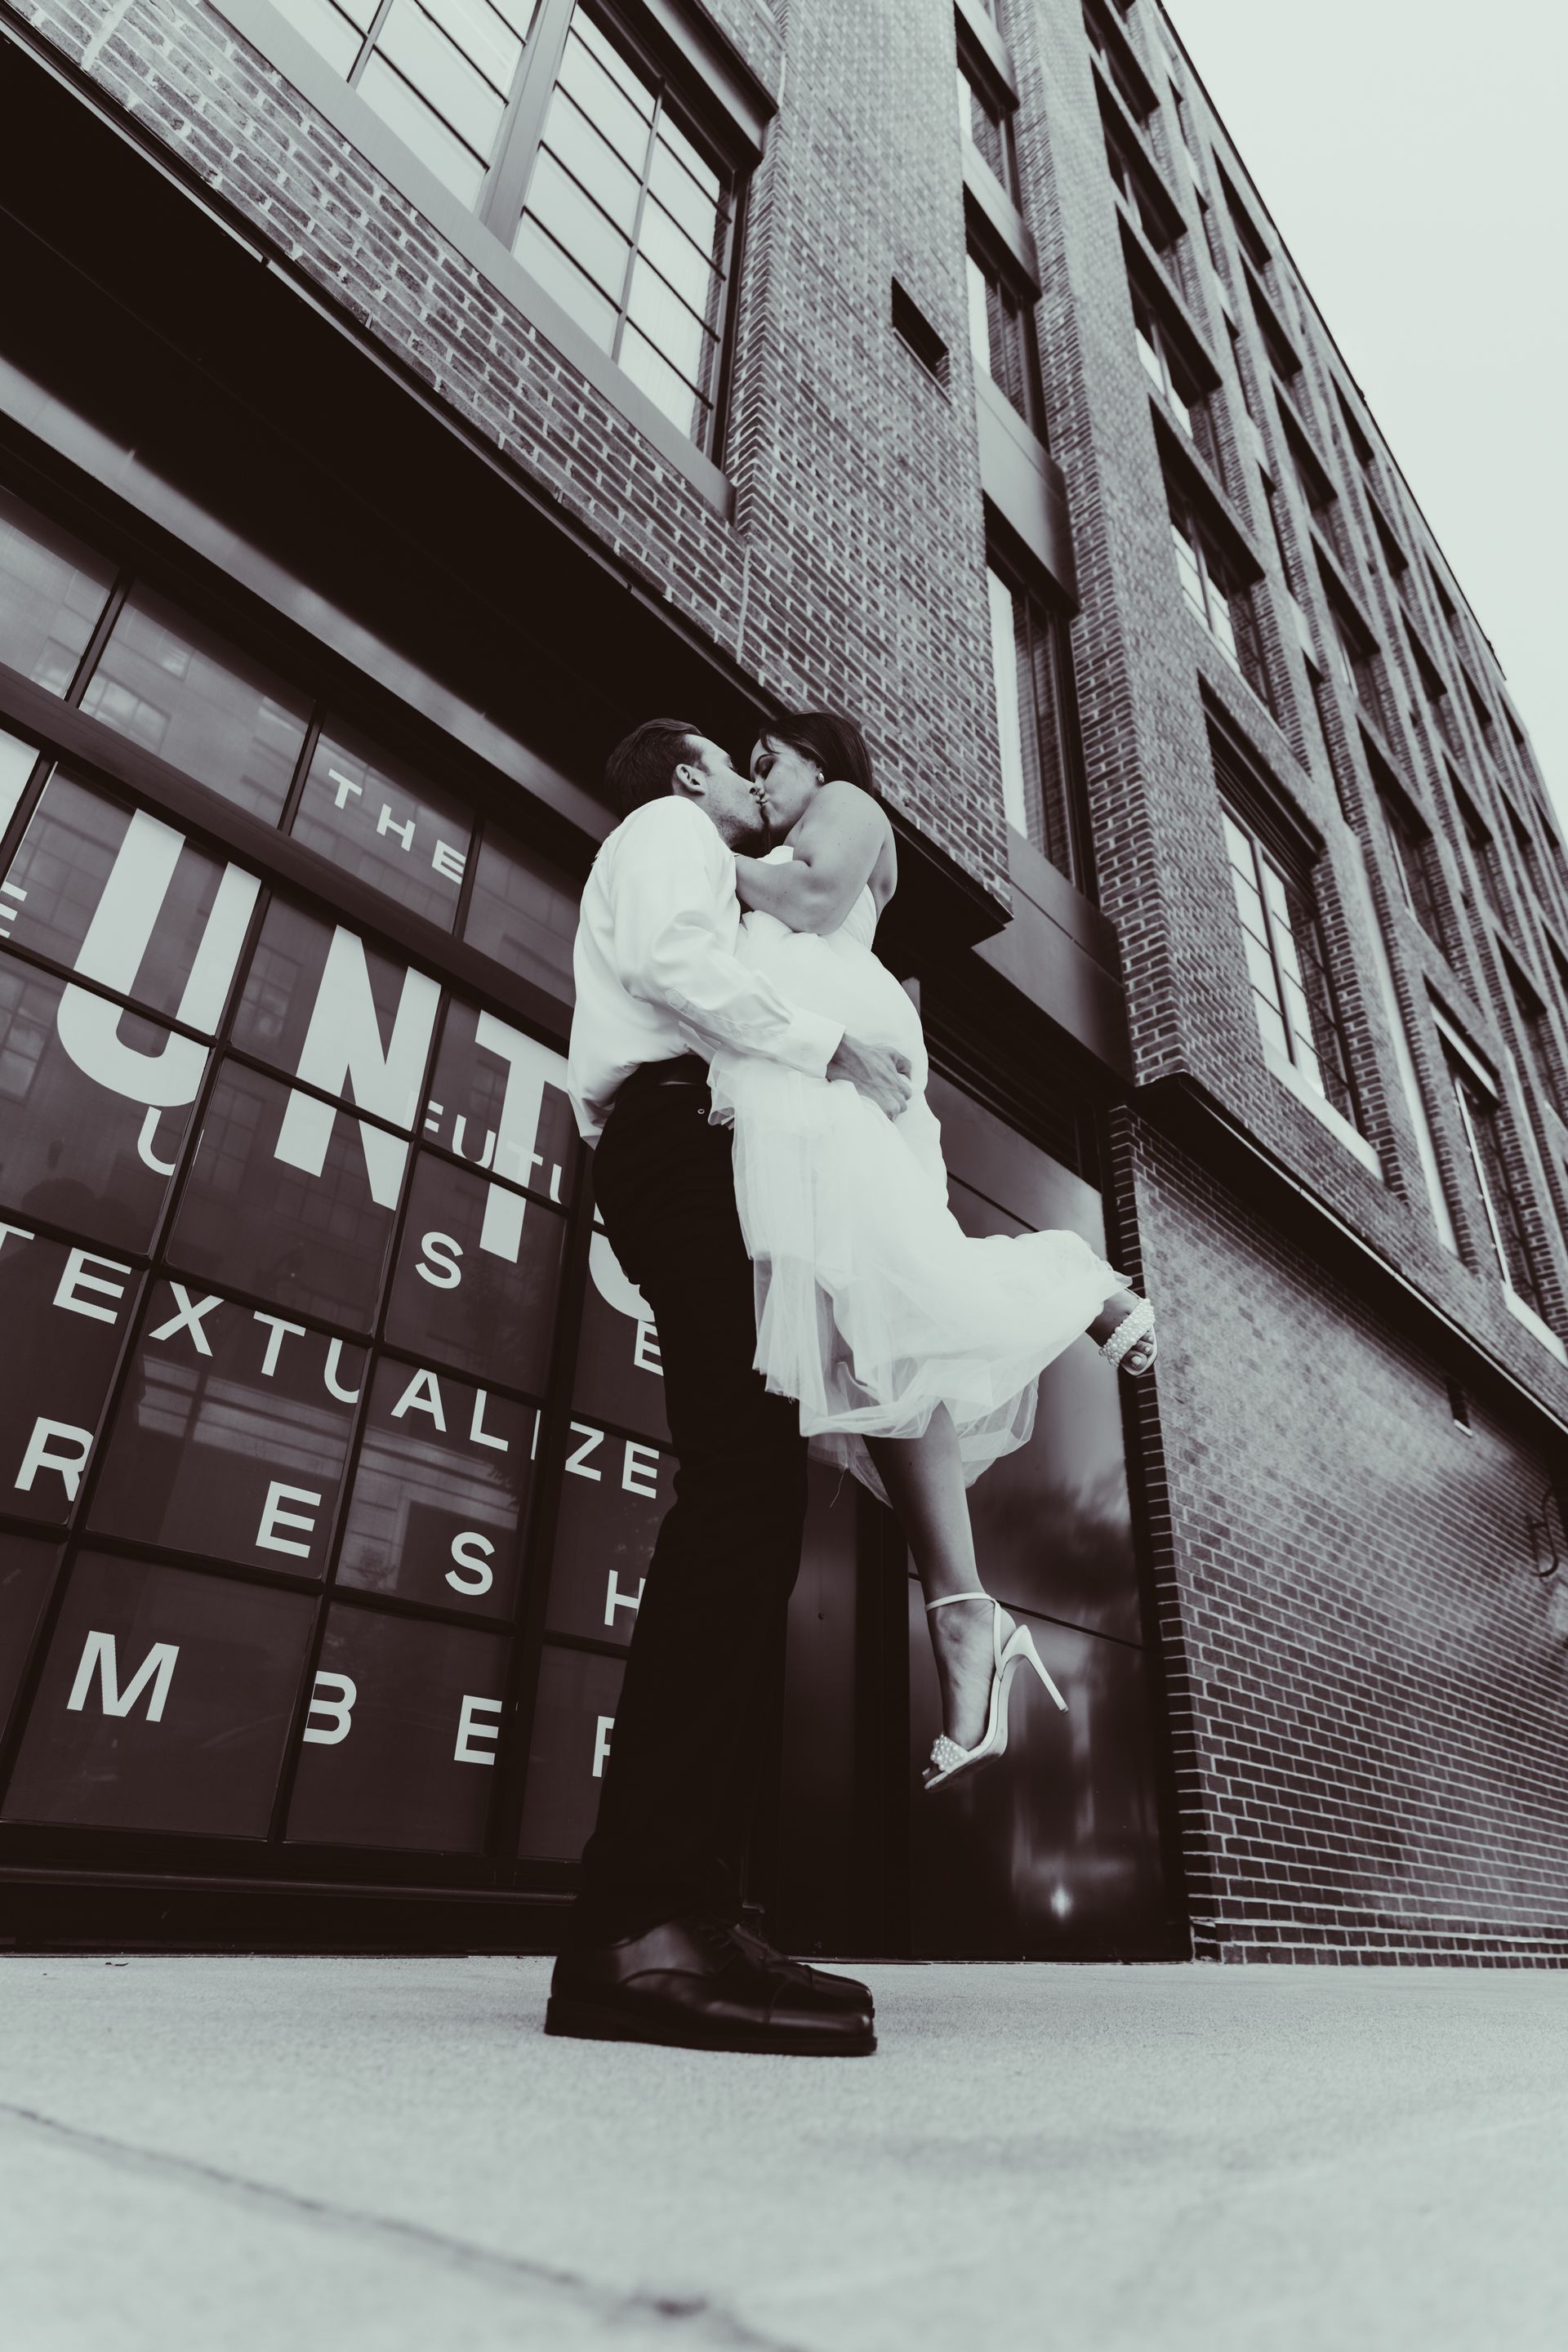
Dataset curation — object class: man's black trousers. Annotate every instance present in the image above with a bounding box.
[570,1071,808,1943]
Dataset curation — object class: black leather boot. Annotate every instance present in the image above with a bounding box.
[546,1915,876,2055]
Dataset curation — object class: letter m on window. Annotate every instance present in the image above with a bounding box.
[66,1631,179,1722]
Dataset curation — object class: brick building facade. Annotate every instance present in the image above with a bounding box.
[0,0,1563,1962]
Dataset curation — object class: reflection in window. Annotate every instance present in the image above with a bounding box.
[427,996,578,1202]
[0,486,116,699]
[290,728,471,931]
[230,896,438,1124]
[78,586,310,822]
[0,1225,133,1531]
[517,10,733,448]
[382,1149,566,1387]
[463,822,578,1000]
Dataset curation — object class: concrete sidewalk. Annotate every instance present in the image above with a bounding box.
[2,1955,1566,2351]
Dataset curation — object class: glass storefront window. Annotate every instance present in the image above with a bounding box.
[0,959,200,1251]
[462,822,578,1001]
[0,724,41,841]
[0,487,116,698]
[78,586,310,823]
[514,1642,623,1860]
[0,1533,58,1744]
[426,996,578,1205]
[2,1551,316,1837]
[336,1354,536,1618]
[544,1421,672,1648]
[382,1150,565,1390]
[2,773,260,1029]
[88,1284,367,1579]
[289,728,471,931]
[166,1058,400,1332]
[571,1210,666,1441]
[229,897,439,1126]
[0,1223,138,1532]
[284,1604,511,1851]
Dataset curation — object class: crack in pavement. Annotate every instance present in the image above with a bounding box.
[0,2099,811,2352]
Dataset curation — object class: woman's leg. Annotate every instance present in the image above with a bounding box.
[866,1405,1005,1751]
[1087,1288,1156,1372]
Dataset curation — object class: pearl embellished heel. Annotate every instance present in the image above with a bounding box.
[1098,1290,1156,1375]
[921,1592,1067,1793]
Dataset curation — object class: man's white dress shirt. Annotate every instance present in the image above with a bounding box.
[568,796,844,1143]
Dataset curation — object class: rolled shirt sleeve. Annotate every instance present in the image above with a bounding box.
[612,801,843,1076]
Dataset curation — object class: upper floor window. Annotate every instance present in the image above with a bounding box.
[1377,786,1446,956]
[1220,802,1362,1129]
[957,47,1020,204]
[1168,486,1268,704]
[1131,286,1218,474]
[1103,122,1183,288]
[985,558,1091,890]
[1454,776,1508,926]
[967,235,1045,436]
[1323,591,1390,741]
[1442,1039,1544,1313]
[270,0,743,453]
[1503,951,1568,1124]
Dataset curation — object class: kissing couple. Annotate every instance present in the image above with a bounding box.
[551,711,1158,2056]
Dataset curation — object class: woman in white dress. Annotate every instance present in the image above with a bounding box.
[705,712,1159,1792]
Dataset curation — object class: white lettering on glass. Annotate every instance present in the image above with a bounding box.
[136,1105,179,1175]
[273,927,439,1208]
[455,1694,502,1765]
[564,1423,604,1481]
[391,1367,445,1430]
[376,805,415,851]
[52,1248,131,1325]
[447,1532,496,1596]
[604,1571,645,1628]
[468,1389,507,1452]
[323,1339,361,1404]
[256,1481,322,1557]
[253,1314,306,1379]
[588,1231,653,1326]
[327,768,362,810]
[0,1223,35,1259]
[592,1715,613,1779]
[470,1013,566,1258]
[150,1286,225,1354]
[450,1116,496,1169]
[633,1322,662,1375]
[303,1672,356,1744]
[621,1441,661,1499]
[67,1631,178,1722]
[16,1419,93,1500]
[432,840,466,884]
[416,1232,463,1289]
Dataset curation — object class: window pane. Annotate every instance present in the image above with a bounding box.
[0,1534,57,1746]
[336,1356,535,1616]
[285,1606,510,1851]
[1207,578,1239,664]
[545,1421,673,1647]
[572,8,653,114]
[555,25,654,176]
[1252,994,1289,1059]
[1241,929,1281,1009]
[376,0,509,154]
[0,1225,135,1532]
[2,775,256,1031]
[90,1285,365,1577]
[966,255,992,376]
[626,261,715,394]
[1170,523,1205,621]
[987,568,1027,836]
[0,488,116,698]
[167,1059,399,1332]
[426,997,579,1205]
[541,87,643,235]
[657,109,720,203]
[513,216,619,350]
[525,147,635,307]
[268,0,364,72]
[462,823,577,1000]
[289,729,471,931]
[515,1642,624,1859]
[229,898,439,1125]
[356,54,488,205]
[572,1214,667,1441]
[647,133,720,252]
[619,326,708,442]
[420,0,528,92]
[2,1553,314,1836]
[0,960,198,1250]
[79,587,310,823]
[382,1150,566,1388]
[637,194,718,320]
[1135,324,1165,395]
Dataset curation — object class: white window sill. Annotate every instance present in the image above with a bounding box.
[1263,1037,1383,1178]
[1501,1284,1568,1365]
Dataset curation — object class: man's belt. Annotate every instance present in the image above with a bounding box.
[614,1053,710,1108]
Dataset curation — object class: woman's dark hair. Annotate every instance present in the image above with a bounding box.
[764,710,877,799]
[604,717,704,815]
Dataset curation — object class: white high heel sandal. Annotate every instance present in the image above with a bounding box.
[922,1593,1068,1793]
[1098,1290,1156,1374]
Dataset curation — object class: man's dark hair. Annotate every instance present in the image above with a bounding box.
[766,710,878,800]
[604,717,705,816]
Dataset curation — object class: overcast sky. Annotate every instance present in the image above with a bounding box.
[1167,1,1568,823]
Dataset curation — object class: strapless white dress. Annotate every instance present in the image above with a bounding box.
[706,849,1131,1507]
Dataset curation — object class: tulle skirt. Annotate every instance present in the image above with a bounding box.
[707,911,1130,1508]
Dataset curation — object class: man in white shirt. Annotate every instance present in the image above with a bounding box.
[546,719,910,2058]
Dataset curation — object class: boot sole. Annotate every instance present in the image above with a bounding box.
[544,1995,875,2056]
